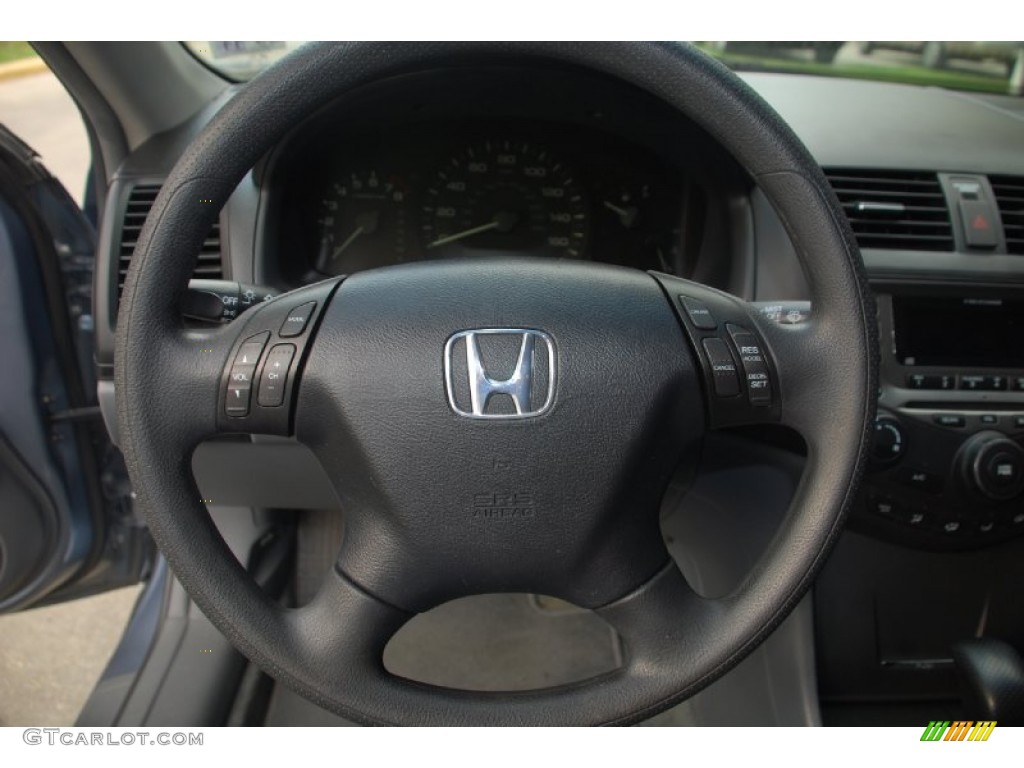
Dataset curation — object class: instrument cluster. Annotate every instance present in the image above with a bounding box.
[278,122,690,279]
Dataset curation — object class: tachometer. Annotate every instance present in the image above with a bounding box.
[315,170,408,274]
[421,140,589,258]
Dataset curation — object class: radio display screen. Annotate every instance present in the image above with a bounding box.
[893,296,1024,368]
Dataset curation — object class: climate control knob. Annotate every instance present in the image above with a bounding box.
[957,431,1024,501]
[870,414,906,467]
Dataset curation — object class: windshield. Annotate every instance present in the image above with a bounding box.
[697,41,1023,96]
[184,41,307,81]
[184,41,1024,97]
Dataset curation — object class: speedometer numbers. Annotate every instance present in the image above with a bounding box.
[421,140,589,258]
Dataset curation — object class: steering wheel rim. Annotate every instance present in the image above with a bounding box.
[116,42,877,726]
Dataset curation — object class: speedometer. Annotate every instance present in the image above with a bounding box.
[421,140,589,258]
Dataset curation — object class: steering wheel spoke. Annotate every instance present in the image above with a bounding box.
[212,278,342,437]
[652,274,785,429]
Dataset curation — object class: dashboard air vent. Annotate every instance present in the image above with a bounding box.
[990,175,1024,255]
[824,169,953,252]
[117,183,223,297]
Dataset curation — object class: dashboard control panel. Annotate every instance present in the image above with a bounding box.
[854,290,1024,549]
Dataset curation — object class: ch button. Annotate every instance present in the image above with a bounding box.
[258,344,296,407]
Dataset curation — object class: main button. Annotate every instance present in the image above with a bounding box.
[678,296,717,330]
[701,338,740,397]
[258,344,296,407]
[726,324,772,406]
[279,302,316,338]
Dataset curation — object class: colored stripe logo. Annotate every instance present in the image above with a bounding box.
[920,721,997,741]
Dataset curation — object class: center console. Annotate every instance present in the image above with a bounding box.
[854,287,1024,548]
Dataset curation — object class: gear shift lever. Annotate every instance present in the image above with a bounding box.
[951,638,1024,725]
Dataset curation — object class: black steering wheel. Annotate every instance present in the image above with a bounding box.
[115,42,876,726]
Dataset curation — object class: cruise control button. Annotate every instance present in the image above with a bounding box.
[701,338,740,397]
[279,302,316,338]
[726,326,772,406]
[678,296,717,329]
[258,344,296,407]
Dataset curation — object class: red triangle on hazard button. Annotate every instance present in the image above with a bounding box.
[972,213,990,230]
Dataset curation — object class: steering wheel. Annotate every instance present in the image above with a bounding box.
[116,42,876,726]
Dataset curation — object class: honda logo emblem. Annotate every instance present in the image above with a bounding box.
[444,329,555,419]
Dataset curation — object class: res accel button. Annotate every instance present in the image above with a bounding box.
[726,324,772,406]
[257,344,296,407]
[279,302,316,338]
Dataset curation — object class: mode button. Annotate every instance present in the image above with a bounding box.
[279,302,316,338]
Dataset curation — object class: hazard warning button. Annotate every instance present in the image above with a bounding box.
[958,199,999,249]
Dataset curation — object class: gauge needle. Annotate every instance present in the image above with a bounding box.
[331,226,364,260]
[427,212,519,249]
[331,211,380,261]
[603,200,639,228]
